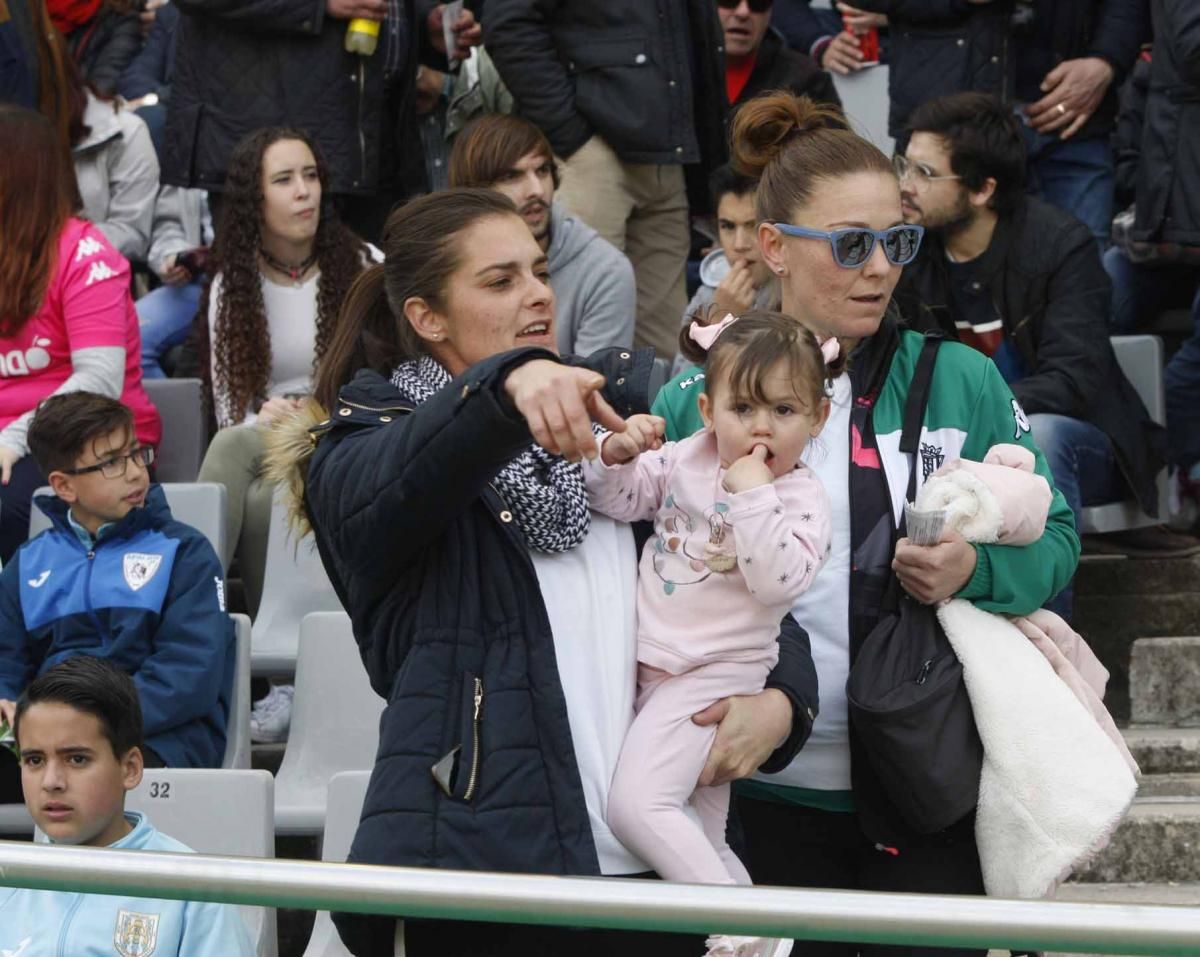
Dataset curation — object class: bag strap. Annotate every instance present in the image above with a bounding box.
[881,333,942,612]
[899,333,943,508]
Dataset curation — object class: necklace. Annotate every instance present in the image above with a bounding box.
[259,247,317,285]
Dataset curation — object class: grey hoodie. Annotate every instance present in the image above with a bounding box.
[546,202,636,355]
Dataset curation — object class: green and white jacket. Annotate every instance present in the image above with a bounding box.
[653,325,1080,616]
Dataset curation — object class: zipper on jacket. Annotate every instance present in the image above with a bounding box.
[463,677,484,801]
[357,60,368,184]
[55,895,83,957]
[916,658,935,685]
[337,397,414,415]
[82,549,108,640]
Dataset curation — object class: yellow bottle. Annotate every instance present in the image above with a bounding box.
[344,18,380,56]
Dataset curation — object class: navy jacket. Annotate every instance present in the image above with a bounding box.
[117,3,179,104]
[0,486,235,768]
[305,348,817,956]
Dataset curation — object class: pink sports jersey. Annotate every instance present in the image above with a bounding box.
[0,219,161,447]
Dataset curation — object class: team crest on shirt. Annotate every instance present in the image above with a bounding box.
[123,553,163,592]
[114,909,159,957]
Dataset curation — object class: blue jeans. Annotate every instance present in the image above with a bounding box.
[1102,247,1198,333]
[1021,128,1114,246]
[137,279,203,378]
[1028,413,1122,619]
[1166,289,1200,472]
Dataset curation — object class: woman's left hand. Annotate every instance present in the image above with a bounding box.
[892,530,978,604]
[693,688,792,787]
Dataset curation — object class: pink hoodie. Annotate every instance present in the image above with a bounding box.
[586,430,832,674]
[0,219,160,446]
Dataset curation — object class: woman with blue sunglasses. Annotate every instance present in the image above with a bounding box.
[652,92,1079,956]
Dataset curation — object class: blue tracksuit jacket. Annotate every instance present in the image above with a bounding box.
[0,486,234,768]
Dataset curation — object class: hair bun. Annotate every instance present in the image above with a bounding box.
[730,92,847,179]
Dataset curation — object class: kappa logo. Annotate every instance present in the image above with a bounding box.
[1011,398,1031,440]
[2,937,32,957]
[85,261,117,286]
[74,236,105,261]
[123,553,162,592]
[26,569,50,589]
[114,909,159,957]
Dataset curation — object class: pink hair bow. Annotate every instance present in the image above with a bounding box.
[689,313,739,350]
[820,337,840,365]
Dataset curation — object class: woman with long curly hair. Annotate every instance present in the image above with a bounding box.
[0,104,160,562]
[196,128,376,739]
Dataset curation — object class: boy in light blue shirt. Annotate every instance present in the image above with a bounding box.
[0,657,254,957]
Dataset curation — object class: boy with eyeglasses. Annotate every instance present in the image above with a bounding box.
[0,392,234,802]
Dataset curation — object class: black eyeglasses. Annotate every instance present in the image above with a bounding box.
[62,446,155,479]
[772,223,924,269]
[717,0,773,11]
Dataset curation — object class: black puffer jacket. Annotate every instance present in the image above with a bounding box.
[162,0,435,196]
[66,6,142,95]
[483,0,728,207]
[1132,0,1200,248]
[855,0,1143,141]
[734,28,841,112]
[305,348,819,956]
[897,196,1166,516]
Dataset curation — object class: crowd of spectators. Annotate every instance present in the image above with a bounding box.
[0,0,1197,955]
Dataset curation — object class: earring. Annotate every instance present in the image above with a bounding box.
[775,266,786,275]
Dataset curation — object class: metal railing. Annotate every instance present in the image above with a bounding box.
[2,842,1198,954]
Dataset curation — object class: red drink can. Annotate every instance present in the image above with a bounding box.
[856,26,880,64]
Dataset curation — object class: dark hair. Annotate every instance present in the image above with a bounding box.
[709,163,757,209]
[0,105,80,336]
[448,114,561,191]
[199,127,371,424]
[731,92,890,223]
[14,656,144,758]
[28,392,135,475]
[906,92,1026,215]
[314,188,521,412]
[679,309,831,414]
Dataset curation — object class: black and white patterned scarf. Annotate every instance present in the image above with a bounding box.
[391,356,591,553]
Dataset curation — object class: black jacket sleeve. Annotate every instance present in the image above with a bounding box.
[82,13,144,94]
[854,0,972,24]
[117,7,175,100]
[760,613,819,773]
[1088,0,1147,85]
[483,0,593,158]
[1010,226,1113,419]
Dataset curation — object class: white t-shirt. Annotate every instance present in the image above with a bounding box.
[207,246,382,427]
[754,372,854,792]
[530,513,649,876]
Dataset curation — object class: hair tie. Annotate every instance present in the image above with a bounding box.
[820,337,840,365]
[689,313,740,351]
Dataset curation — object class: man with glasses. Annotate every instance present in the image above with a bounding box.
[893,92,1167,617]
[718,0,841,112]
[0,392,235,802]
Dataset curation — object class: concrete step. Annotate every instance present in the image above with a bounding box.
[1073,800,1200,884]
[1135,772,1200,799]
[1044,883,1200,957]
[1076,553,1200,598]
[1124,727,1200,775]
[1130,637,1200,727]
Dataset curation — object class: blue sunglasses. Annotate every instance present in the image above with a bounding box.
[773,223,925,268]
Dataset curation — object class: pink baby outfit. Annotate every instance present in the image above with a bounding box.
[585,429,831,885]
[0,219,161,446]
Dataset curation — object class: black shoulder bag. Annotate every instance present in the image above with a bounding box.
[845,334,983,835]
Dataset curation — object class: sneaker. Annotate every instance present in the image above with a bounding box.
[249,684,294,743]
